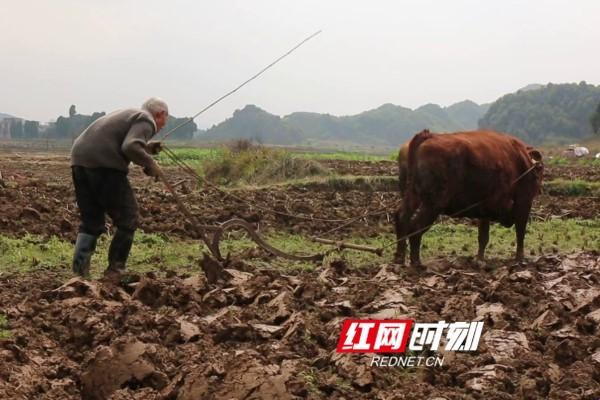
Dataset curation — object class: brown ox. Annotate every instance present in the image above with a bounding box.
[394,129,543,266]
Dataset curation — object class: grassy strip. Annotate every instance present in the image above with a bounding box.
[236,175,600,196]
[156,147,223,167]
[203,147,328,186]
[293,151,391,162]
[0,219,597,276]
[544,179,600,196]
[0,233,204,278]
[545,157,600,166]
[156,147,392,171]
[157,147,600,167]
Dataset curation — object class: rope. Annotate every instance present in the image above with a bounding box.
[158,30,322,142]
[319,209,390,236]
[380,201,484,250]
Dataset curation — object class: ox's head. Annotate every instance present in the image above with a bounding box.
[527,147,544,193]
[528,148,543,169]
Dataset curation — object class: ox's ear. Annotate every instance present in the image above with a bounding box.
[528,149,543,164]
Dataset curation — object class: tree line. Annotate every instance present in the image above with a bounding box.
[479,82,600,144]
[0,105,196,141]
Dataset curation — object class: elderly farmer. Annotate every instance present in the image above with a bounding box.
[70,97,168,277]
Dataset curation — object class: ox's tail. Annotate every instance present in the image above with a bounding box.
[405,129,434,207]
[407,129,433,180]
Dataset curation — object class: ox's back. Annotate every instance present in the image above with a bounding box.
[395,129,543,265]
[405,130,541,224]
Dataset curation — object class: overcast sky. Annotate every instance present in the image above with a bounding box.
[2,0,599,127]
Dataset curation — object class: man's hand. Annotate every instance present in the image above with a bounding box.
[146,140,163,155]
[143,161,162,181]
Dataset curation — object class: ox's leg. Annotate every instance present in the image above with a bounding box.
[394,201,418,265]
[477,219,490,260]
[393,207,408,265]
[514,200,533,261]
[408,206,437,267]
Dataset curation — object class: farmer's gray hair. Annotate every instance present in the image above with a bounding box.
[141,97,169,116]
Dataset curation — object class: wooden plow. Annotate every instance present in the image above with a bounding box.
[158,171,383,264]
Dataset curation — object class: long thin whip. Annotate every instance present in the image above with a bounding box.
[158,30,322,142]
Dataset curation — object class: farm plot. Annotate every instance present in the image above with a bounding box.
[0,151,598,399]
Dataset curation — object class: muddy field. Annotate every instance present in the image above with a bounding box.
[1,252,599,399]
[0,155,598,240]
[0,153,599,399]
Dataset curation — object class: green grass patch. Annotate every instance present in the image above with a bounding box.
[0,314,11,339]
[293,151,390,162]
[0,233,205,278]
[545,157,570,166]
[203,145,328,186]
[0,235,74,270]
[238,175,597,197]
[156,146,390,166]
[545,156,600,166]
[298,367,321,396]
[0,219,597,275]
[156,147,223,167]
[418,218,599,259]
[545,179,600,196]
[156,146,393,187]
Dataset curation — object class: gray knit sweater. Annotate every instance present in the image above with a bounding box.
[70,108,157,172]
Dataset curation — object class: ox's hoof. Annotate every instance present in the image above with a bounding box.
[393,255,407,266]
[513,256,529,267]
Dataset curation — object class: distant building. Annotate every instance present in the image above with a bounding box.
[0,119,10,139]
[0,118,22,139]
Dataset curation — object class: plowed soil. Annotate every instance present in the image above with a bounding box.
[0,153,599,399]
[0,252,598,399]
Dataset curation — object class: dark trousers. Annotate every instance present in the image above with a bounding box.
[72,166,139,236]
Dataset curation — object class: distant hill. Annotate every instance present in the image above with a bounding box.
[202,105,302,145]
[202,101,490,146]
[517,83,545,93]
[445,100,491,130]
[479,82,600,144]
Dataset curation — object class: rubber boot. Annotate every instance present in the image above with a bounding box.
[72,233,98,278]
[105,228,135,276]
